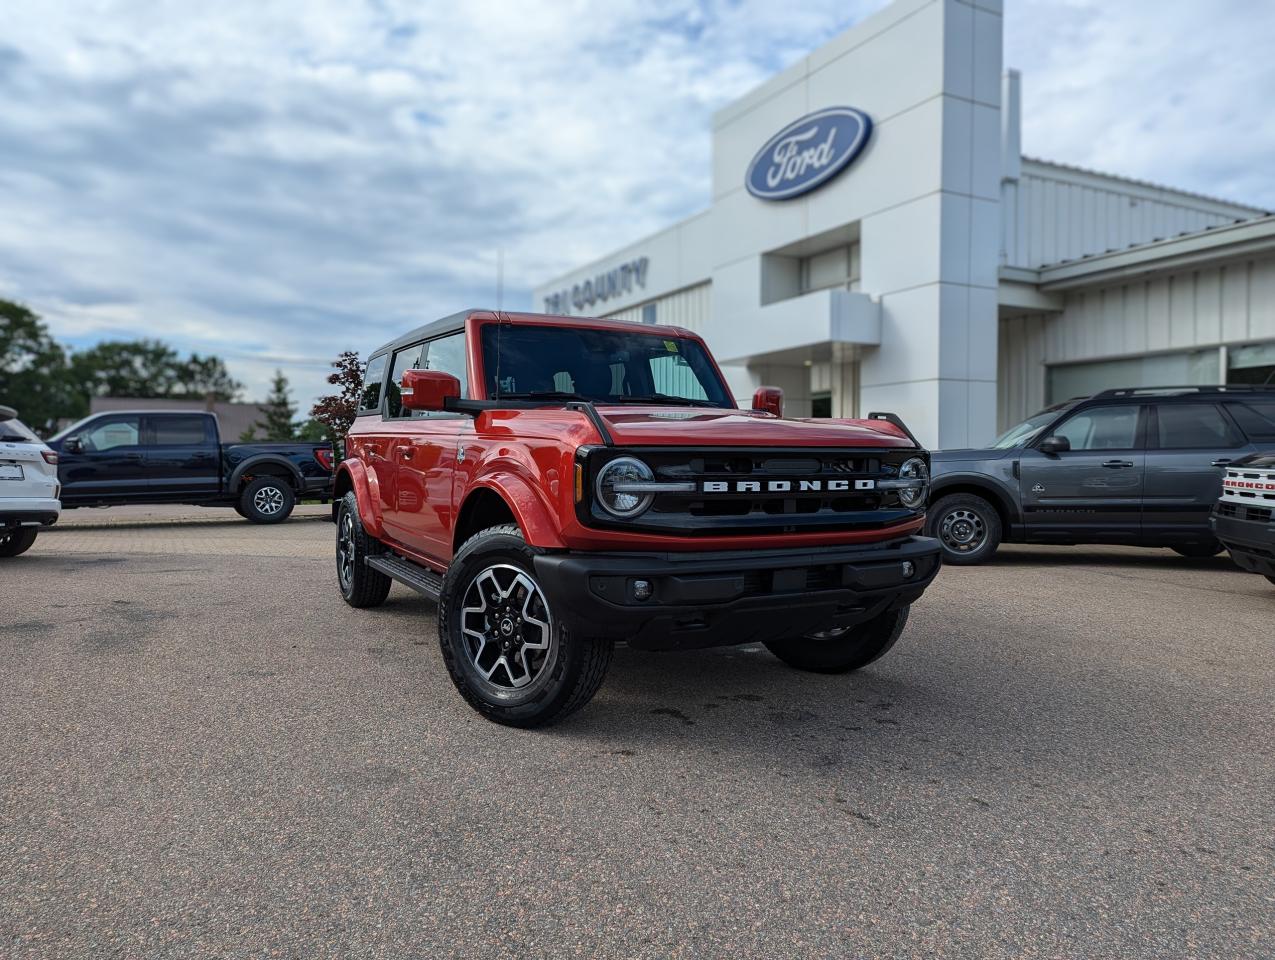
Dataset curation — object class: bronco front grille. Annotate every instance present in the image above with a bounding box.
[582,447,925,536]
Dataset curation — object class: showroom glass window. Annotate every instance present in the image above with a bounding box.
[1051,406,1140,450]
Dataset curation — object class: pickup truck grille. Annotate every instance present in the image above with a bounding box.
[583,448,924,536]
[1216,501,1274,524]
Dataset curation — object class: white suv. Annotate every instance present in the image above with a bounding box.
[0,405,61,557]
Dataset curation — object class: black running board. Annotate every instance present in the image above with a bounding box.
[366,554,444,601]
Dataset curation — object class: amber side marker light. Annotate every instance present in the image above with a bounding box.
[574,463,585,503]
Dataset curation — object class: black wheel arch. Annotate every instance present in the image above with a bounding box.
[930,477,1020,533]
[229,454,304,494]
[452,488,519,553]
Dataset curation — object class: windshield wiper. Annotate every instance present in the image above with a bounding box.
[619,395,722,408]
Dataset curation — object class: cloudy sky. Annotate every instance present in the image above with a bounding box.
[2,0,1273,409]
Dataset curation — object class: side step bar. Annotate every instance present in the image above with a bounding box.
[366,554,444,601]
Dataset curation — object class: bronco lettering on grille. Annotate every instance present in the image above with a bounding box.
[700,479,876,494]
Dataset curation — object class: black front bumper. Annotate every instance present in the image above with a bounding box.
[534,536,942,651]
[1211,510,1275,577]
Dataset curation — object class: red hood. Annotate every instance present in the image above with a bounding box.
[593,405,915,448]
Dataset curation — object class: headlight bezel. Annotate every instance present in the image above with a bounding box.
[897,455,930,509]
[594,455,656,518]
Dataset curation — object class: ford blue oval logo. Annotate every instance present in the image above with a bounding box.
[745,107,872,201]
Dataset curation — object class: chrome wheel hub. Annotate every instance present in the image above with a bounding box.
[940,508,986,553]
[254,485,285,515]
[460,564,554,691]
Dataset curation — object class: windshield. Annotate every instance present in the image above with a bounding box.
[991,406,1069,449]
[479,324,733,408]
[0,417,39,443]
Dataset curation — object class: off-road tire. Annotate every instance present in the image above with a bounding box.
[1265,575,1275,587]
[1171,542,1224,559]
[233,501,248,518]
[438,524,612,728]
[926,492,1002,565]
[765,605,910,674]
[336,492,391,608]
[240,476,296,524]
[0,528,38,558]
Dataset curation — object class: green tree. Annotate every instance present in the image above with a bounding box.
[242,369,298,441]
[173,353,242,401]
[69,340,243,402]
[0,298,80,431]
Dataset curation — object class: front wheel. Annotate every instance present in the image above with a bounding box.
[1171,542,1224,558]
[0,527,38,558]
[926,493,1002,565]
[438,524,612,727]
[766,605,910,674]
[240,476,296,524]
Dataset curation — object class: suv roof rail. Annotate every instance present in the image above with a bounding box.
[1091,385,1275,399]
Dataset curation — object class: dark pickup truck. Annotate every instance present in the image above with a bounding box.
[45,411,333,523]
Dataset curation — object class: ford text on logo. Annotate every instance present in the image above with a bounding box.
[745,107,872,201]
[700,479,875,493]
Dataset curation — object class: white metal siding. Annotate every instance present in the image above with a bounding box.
[1002,161,1261,269]
[605,282,711,334]
[998,255,1275,428]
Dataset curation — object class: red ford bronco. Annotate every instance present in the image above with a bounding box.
[334,310,941,726]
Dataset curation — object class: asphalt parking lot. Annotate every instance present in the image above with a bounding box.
[3,510,1272,959]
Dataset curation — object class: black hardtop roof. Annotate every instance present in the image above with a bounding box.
[367,309,699,360]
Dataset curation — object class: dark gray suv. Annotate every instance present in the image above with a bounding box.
[927,386,1275,564]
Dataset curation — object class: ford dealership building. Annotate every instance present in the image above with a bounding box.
[533,0,1275,448]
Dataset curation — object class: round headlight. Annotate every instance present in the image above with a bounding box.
[898,457,929,509]
[595,457,655,518]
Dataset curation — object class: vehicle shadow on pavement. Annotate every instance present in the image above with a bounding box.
[988,547,1237,571]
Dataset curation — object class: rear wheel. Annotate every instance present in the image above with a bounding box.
[1171,542,1224,558]
[438,524,612,728]
[926,493,1002,565]
[240,476,296,524]
[336,492,391,608]
[766,605,910,674]
[0,527,38,558]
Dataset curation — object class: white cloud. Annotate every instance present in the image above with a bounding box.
[1,0,1271,408]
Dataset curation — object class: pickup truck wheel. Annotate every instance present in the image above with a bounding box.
[240,476,295,524]
[926,493,1001,565]
[1171,542,1224,558]
[0,527,38,558]
[336,492,391,607]
[438,524,613,728]
[765,605,910,674]
[1266,576,1275,587]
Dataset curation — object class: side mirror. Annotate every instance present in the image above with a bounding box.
[752,386,784,418]
[401,369,461,412]
[1039,435,1071,455]
[63,436,84,454]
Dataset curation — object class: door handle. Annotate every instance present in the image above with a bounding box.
[1211,459,1232,467]
[400,446,415,460]
[1101,460,1134,469]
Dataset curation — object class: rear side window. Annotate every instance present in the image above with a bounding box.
[1156,403,1242,449]
[148,416,209,445]
[359,354,388,413]
[1226,399,1275,443]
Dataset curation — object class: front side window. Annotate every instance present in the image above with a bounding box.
[1156,403,1242,449]
[359,354,388,413]
[1051,405,1140,451]
[478,324,731,408]
[385,344,425,418]
[424,333,467,386]
[81,416,141,452]
[992,405,1073,449]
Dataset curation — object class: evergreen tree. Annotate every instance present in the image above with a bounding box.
[243,369,297,441]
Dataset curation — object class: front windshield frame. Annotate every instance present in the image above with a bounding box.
[990,404,1071,449]
[477,322,735,408]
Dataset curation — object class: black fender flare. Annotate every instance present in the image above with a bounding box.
[229,454,305,494]
[930,473,1023,528]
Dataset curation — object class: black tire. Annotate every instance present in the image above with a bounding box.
[926,492,1002,565]
[0,527,38,558]
[766,605,910,674]
[438,524,612,728]
[1171,542,1224,558]
[1265,575,1275,588]
[239,476,296,524]
[336,492,391,608]
[233,501,248,518]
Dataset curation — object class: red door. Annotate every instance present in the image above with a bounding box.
[389,419,468,562]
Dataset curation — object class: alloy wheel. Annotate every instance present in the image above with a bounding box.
[254,485,285,516]
[459,564,555,691]
[336,509,355,590]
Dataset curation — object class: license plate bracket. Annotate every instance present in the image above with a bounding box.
[0,464,24,480]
